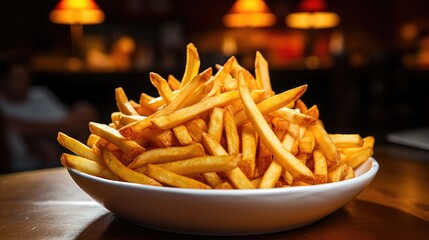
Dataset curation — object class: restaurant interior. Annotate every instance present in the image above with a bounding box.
[1,0,429,173]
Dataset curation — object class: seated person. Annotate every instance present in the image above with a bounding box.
[0,55,97,173]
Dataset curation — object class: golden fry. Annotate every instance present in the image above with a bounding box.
[61,153,119,180]
[115,87,139,116]
[155,68,212,117]
[224,107,240,155]
[235,84,308,126]
[179,43,201,89]
[313,149,328,184]
[207,107,225,143]
[101,147,161,186]
[167,74,181,91]
[259,161,283,189]
[269,107,316,127]
[89,122,145,163]
[153,155,241,176]
[57,132,101,163]
[128,143,205,169]
[328,163,354,182]
[299,129,315,154]
[150,72,175,103]
[202,133,254,189]
[255,51,272,92]
[146,164,211,189]
[240,123,257,178]
[329,134,363,148]
[238,72,314,182]
[310,120,340,166]
[151,90,239,130]
[172,125,194,145]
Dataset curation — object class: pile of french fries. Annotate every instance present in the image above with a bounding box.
[58,43,375,189]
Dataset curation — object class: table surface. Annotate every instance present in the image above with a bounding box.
[1,143,428,240]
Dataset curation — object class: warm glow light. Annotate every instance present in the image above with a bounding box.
[223,0,276,28]
[286,12,339,29]
[222,35,237,56]
[50,0,105,25]
[285,0,340,29]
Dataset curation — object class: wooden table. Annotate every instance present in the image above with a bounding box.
[1,143,428,239]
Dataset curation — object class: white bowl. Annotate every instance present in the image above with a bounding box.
[68,157,379,236]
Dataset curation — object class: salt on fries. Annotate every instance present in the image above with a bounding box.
[58,43,375,189]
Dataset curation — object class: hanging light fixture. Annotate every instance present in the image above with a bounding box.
[50,0,105,25]
[223,0,277,28]
[285,0,339,29]
[50,0,105,62]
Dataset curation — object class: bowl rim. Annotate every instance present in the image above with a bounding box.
[68,157,379,196]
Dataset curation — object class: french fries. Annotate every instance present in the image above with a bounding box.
[57,43,375,189]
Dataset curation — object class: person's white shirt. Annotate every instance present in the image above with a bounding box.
[0,86,68,171]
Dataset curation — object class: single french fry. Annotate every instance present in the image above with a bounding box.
[227,89,270,114]
[340,145,374,169]
[207,107,225,143]
[101,147,161,186]
[154,68,212,117]
[118,116,153,139]
[207,56,235,97]
[363,136,375,148]
[294,99,308,112]
[240,123,257,178]
[269,107,317,127]
[139,93,165,112]
[139,128,175,148]
[224,107,240,155]
[215,181,234,189]
[230,58,259,90]
[271,117,290,132]
[172,125,194,145]
[151,90,239,130]
[343,166,355,180]
[235,84,308,126]
[259,161,283,188]
[282,170,294,186]
[292,180,311,186]
[153,155,241,176]
[146,164,211,189]
[255,51,272,92]
[222,74,238,92]
[180,43,201,89]
[150,72,175,103]
[305,105,319,119]
[180,78,215,108]
[119,114,146,126]
[313,149,328,184]
[328,163,351,182]
[57,132,102,163]
[185,118,208,142]
[299,129,315,154]
[282,122,300,155]
[89,122,145,163]
[115,87,139,116]
[128,143,205,169]
[202,172,224,188]
[310,120,340,166]
[86,134,100,148]
[167,74,181,91]
[329,134,363,148]
[61,153,119,180]
[257,139,273,176]
[237,71,314,182]
[202,133,254,189]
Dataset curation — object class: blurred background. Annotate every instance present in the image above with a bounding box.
[1,0,428,172]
